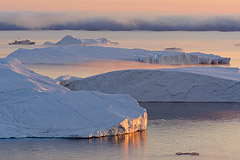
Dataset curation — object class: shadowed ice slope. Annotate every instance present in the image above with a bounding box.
[62,67,240,102]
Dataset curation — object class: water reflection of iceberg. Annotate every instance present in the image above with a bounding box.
[140,102,240,120]
[89,130,147,146]
[89,130,147,157]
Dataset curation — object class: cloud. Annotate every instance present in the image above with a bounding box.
[0,22,27,30]
[1,12,240,31]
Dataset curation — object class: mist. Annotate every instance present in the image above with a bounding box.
[1,12,240,31]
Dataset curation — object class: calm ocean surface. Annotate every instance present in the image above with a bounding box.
[0,31,240,159]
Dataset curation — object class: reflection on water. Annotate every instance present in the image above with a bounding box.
[0,103,240,160]
[0,131,147,160]
[25,60,224,78]
[140,102,240,120]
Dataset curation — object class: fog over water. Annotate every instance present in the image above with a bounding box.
[1,12,240,31]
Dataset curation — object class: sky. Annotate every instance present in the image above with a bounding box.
[1,0,240,30]
[1,0,240,15]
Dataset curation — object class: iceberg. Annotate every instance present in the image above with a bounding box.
[55,35,82,45]
[8,45,230,65]
[43,41,55,45]
[0,58,147,138]
[43,35,118,46]
[61,67,240,102]
[82,38,118,45]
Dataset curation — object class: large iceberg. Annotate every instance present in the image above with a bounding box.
[8,45,230,65]
[0,58,147,138]
[61,67,240,102]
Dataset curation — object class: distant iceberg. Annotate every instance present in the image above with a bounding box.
[0,58,147,138]
[235,43,240,47]
[81,38,118,45]
[43,41,55,45]
[43,35,118,46]
[60,67,240,102]
[8,45,230,65]
[55,35,82,45]
[164,47,183,52]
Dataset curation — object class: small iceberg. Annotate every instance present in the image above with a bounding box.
[164,47,183,52]
[235,43,240,47]
[55,35,82,45]
[43,35,118,46]
[0,58,147,138]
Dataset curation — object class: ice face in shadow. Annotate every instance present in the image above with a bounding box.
[0,58,147,138]
[7,45,230,65]
[62,67,240,102]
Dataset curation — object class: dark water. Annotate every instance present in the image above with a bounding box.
[0,103,240,160]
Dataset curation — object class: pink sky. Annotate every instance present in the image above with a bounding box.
[1,0,240,15]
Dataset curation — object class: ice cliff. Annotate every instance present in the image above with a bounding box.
[61,67,240,102]
[8,45,230,65]
[0,58,147,138]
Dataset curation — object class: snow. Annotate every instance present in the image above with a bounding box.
[8,45,230,65]
[0,58,147,138]
[43,35,118,46]
[63,67,240,102]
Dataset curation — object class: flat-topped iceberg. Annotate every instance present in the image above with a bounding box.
[61,67,240,102]
[0,58,147,138]
[8,45,230,65]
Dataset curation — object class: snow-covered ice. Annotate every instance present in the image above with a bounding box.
[62,67,240,102]
[8,45,230,65]
[0,58,147,138]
